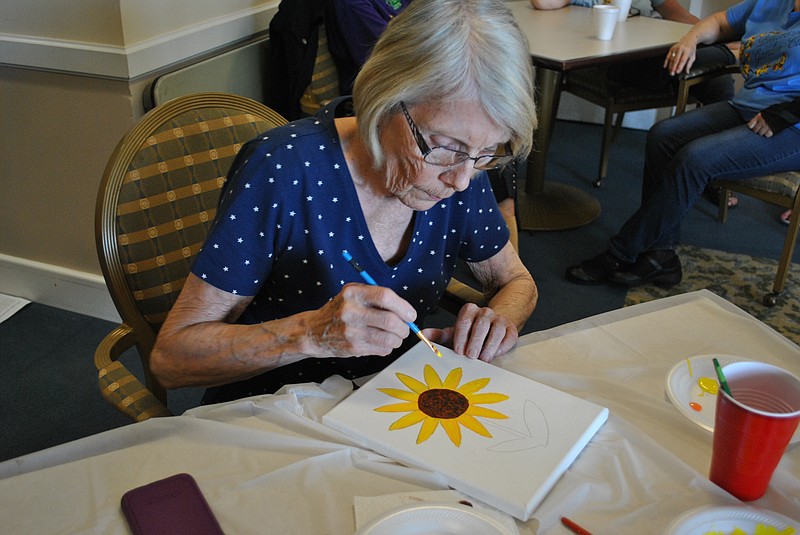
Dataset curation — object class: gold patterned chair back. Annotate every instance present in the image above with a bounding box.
[95,93,287,420]
[299,24,341,116]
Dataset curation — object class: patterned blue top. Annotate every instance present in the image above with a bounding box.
[194,97,508,330]
[193,97,509,402]
[727,0,800,121]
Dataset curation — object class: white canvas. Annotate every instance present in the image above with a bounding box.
[323,342,609,520]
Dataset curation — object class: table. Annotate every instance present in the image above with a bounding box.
[508,2,692,231]
[1,290,798,534]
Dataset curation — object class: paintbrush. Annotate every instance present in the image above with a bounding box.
[342,251,442,358]
[713,357,733,397]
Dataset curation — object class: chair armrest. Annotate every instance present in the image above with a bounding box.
[95,325,172,421]
[440,210,517,315]
[675,64,739,115]
[680,63,739,81]
[440,278,489,316]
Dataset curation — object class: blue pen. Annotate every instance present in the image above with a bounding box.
[342,251,442,358]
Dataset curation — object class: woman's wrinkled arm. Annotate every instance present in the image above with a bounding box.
[150,273,417,388]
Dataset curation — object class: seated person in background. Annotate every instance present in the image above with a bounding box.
[564,0,800,288]
[529,0,737,103]
[150,0,539,404]
[530,0,739,206]
[324,0,412,96]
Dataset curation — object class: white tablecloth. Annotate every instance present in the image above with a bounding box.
[1,290,798,534]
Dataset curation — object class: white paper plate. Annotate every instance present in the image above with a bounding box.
[666,505,799,534]
[354,502,517,535]
[665,355,800,444]
[666,354,744,432]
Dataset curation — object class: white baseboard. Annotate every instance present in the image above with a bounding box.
[0,253,121,324]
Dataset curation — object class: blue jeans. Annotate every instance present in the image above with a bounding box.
[608,102,800,264]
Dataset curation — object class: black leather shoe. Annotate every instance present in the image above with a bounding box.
[610,250,682,287]
[565,251,626,285]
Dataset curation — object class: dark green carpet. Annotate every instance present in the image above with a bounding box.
[0,303,203,462]
[625,244,800,347]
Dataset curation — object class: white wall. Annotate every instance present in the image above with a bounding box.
[0,0,277,321]
[0,0,278,79]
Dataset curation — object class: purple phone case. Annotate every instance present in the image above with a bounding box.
[121,473,224,535]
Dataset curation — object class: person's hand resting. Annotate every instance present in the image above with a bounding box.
[747,113,774,137]
[664,35,699,76]
[426,302,518,363]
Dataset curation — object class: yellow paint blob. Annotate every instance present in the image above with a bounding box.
[698,376,719,396]
[702,524,796,535]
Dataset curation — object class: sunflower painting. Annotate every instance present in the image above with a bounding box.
[374,364,509,447]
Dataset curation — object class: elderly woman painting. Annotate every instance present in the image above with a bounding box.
[150,0,538,403]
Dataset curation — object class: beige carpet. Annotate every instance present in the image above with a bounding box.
[625,245,800,347]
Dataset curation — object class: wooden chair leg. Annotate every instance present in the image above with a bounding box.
[767,199,800,304]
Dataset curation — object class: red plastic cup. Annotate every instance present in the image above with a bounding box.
[709,362,800,501]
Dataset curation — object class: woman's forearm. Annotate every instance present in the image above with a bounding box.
[151,310,321,389]
[682,11,735,47]
[487,274,538,331]
[150,274,418,388]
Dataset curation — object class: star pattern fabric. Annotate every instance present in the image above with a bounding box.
[192,97,509,401]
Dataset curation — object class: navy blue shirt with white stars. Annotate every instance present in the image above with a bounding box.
[194,97,509,402]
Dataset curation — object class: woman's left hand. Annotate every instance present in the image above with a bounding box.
[747,113,774,137]
[664,39,697,76]
[425,303,518,363]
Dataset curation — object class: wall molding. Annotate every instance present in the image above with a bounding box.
[0,254,121,324]
[0,3,277,80]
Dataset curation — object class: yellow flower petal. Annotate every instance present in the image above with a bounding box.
[423,365,443,389]
[441,419,463,447]
[396,372,428,393]
[443,368,463,389]
[466,405,509,420]
[458,414,493,437]
[417,416,440,444]
[375,402,420,413]
[457,377,491,395]
[376,387,420,402]
[466,392,509,405]
[388,410,427,430]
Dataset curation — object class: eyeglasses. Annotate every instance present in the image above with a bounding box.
[400,102,514,171]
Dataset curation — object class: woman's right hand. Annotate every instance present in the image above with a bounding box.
[151,276,417,388]
[664,34,698,76]
[307,282,417,357]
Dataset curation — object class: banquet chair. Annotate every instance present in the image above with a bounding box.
[95,92,288,421]
[299,23,341,117]
[563,63,739,187]
[714,171,800,307]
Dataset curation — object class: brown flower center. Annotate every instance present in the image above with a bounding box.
[418,388,469,419]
